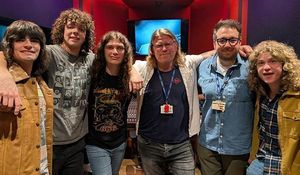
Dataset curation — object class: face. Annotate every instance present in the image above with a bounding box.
[214,27,240,60]
[152,35,177,68]
[104,39,125,67]
[63,20,86,51]
[256,52,283,88]
[13,36,41,64]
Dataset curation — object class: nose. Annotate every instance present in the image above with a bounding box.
[262,63,272,70]
[111,47,119,54]
[71,27,79,35]
[24,38,33,48]
[223,40,231,47]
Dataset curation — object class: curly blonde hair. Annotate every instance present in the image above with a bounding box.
[51,8,95,53]
[248,40,300,96]
[146,28,185,68]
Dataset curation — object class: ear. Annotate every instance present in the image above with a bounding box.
[149,48,153,55]
[213,41,217,50]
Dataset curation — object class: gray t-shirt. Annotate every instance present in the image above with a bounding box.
[46,45,94,145]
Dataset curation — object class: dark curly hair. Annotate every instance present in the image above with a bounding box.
[51,8,95,53]
[92,31,133,95]
[1,20,48,76]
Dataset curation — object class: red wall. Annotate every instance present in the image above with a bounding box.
[74,0,246,54]
[75,0,128,48]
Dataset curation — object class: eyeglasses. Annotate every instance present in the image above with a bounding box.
[256,59,282,68]
[153,41,175,50]
[215,37,240,47]
[105,45,125,52]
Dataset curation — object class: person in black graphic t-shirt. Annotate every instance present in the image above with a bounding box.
[85,31,133,175]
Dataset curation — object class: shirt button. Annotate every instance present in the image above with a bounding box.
[36,167,40,171]
[35,102,38,105]
[220,135,223,138]
[221,123,224,126]
[36,123,40,127]
[36,145,40,148]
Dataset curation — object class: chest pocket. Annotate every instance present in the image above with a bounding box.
[282,112,300,138]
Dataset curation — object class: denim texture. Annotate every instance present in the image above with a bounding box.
[137,135,195,175]
[86,142,126,175]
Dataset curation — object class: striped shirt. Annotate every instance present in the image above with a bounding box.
[256,93,282,175]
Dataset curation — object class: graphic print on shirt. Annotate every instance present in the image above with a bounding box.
[93,88,125,133]
[53,61,90,108]
[52,60,91,128]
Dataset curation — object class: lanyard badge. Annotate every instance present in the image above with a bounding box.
[160,103,173,114]
[212,69,234,112]
[157,69,175,115]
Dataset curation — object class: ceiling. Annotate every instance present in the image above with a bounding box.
[122,0,194,8]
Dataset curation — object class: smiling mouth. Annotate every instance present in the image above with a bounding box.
[21,51,35,54]
[70,37,79,41]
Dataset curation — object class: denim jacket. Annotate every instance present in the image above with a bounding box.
[0,63,53,175]
[198,54,254,155]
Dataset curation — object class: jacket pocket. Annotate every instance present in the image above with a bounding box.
[282,112,300,138]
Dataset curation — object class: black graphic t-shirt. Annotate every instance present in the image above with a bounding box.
[86,72,131,149]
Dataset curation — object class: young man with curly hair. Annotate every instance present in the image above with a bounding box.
[247,40,300,175]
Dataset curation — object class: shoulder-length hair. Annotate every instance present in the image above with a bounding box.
[1,20,48,76]
[92,31,133,94]
[146,28,185,68]
[248,40,300,96]
[51,8,95,53]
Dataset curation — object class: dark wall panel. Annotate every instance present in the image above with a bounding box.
[248,0,300,55]
[0,0,73,28]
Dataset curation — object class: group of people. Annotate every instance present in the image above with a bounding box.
[0,8,299,175]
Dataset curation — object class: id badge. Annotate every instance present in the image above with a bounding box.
[212,100,226,112]
[160,104,173,114]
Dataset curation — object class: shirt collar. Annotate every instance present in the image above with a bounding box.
[209,53,242,72]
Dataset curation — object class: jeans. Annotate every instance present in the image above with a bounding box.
[246,159,264,175]
[137,135,195,175]
[53,137,85,175]
[86,142,127,175]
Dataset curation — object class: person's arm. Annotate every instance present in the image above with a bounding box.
[129,66,143,93]
[0,52,21,115]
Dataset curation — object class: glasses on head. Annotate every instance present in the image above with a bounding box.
[256,59,282,68]
[105,45,125,52]
[153,41,175,50]
[215,37,240,47]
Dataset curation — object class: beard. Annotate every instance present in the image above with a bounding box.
[217,47,238,61]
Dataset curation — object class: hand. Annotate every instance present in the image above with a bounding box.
[0,72,21,115]
[0,52,22,115]
[239,45,253,58]
[129,67,143,93]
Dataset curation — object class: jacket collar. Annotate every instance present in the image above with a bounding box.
[8,63,30,83]
[283,89,300,96]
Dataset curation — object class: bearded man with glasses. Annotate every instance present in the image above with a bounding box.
[197,19,254,175]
